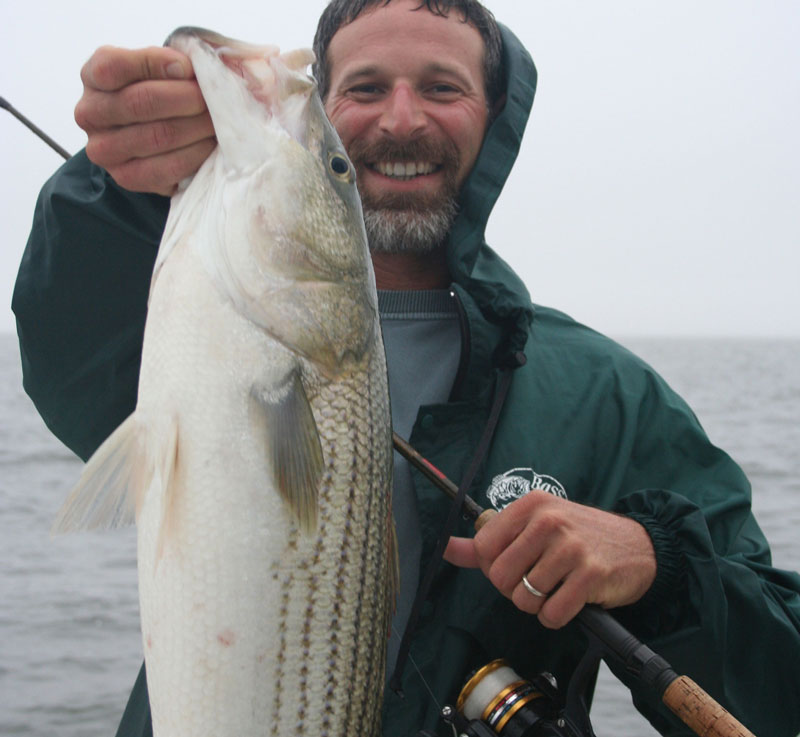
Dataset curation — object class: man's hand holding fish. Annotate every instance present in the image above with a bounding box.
[75,45,213,195]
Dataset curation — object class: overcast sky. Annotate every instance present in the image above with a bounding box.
[2,1,798,338]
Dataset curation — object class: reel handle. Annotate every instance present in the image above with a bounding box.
[663,675,756,737]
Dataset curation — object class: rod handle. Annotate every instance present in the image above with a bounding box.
[663,675,757,737]
[474,508,497,532]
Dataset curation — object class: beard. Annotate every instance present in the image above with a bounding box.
[347,137,462,255]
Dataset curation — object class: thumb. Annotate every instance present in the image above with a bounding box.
[444,536,480,568]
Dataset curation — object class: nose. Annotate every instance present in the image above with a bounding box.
[379,84,427,140]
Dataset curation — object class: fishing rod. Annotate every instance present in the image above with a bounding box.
[392,431,758,737]
[1,96,72,160]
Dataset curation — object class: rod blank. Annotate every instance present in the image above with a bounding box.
[1,96,71,160]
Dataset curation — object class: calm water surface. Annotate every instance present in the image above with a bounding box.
[1,333,798,736]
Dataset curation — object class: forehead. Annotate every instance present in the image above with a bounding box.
[326,0,486,85]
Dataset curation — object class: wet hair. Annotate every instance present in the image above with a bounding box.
[312,0,503,106]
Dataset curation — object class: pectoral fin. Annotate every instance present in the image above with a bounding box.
[51,414,151,533]
[252,373,323,534]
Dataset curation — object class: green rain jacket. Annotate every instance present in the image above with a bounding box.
[12,24,800,737]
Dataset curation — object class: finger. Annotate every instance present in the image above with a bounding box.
[107,138,218,195]
[525,534,585,594]
[81,46,194,92]
[507,533,581,614]
[474,489,557,564]
[86,111,215,167]
[76,78,207,131]
[535,574,591,630]
[487,530,545,595]
[518,538,603,627]
[510,574,548,615]
[485,504,566,595]
[443,536,480,568]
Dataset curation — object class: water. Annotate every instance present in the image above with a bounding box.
[1,334,140,736]
[1,332,798,736]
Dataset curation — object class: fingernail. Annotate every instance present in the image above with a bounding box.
[166,62,186,79]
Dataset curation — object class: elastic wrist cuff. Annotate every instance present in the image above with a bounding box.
[624,510,687,613]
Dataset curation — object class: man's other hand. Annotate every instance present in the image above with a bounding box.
[75,45,216,195]
[444,490,657,629]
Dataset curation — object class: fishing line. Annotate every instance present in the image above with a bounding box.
[389,627,444,716]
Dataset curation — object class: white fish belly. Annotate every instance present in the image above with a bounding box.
[136,245,392,736]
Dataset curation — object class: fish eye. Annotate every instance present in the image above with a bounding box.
[329,153,351,179]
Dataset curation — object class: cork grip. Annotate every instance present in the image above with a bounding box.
[663,675,757,737]
[474,508,497,531]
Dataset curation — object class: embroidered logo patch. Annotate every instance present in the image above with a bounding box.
[486,467,567,511]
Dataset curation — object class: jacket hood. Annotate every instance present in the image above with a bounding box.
[446,24,537,363]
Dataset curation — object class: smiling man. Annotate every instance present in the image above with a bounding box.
[322,0,490,273]
[12,1,800,737]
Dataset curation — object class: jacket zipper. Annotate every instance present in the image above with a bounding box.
[449,288,471,402]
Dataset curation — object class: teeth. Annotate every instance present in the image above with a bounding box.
[375,161,436,179]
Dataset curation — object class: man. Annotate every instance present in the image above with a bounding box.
[12,1,800,736]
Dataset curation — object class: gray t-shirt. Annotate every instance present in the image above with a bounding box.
[378,289,462,678]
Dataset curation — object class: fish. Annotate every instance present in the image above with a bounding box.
[52,27,395,737]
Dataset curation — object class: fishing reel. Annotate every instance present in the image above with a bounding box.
[423,658,597,737]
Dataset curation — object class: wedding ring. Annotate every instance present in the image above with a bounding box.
[521,574,545,598]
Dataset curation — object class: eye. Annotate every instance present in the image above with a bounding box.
[351,84,381,95]
[347,84,383,101]
[329,153,351,179]
[426,83,461,100]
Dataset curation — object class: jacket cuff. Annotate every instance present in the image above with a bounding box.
[611,494,690,637]
[623,509,686,612]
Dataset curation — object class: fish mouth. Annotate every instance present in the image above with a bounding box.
[165,26,318,148]
[166,26,315,90]
[165,26,281,58]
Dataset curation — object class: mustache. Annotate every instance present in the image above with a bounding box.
[346,137,461,213]
[346,137,460,171]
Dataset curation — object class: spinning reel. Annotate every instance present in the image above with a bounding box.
[448,659,572,737]
[424,655,600,737]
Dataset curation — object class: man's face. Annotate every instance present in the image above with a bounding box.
[323,0,490,254]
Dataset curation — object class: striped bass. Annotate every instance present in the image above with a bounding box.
[53,27,395,737]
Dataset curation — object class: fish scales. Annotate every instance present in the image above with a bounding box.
[52,27,394,737]
[272,361,392,734]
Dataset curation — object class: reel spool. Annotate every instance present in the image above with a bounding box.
[455,659,558,736]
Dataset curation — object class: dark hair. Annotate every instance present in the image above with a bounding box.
[312,0,503,106]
